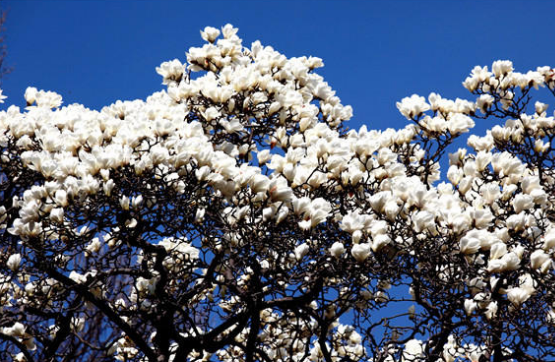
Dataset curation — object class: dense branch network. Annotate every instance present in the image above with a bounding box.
[1,25,555,361]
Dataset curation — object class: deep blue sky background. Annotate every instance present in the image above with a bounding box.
[2,0,555,139]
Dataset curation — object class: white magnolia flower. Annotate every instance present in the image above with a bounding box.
[50,208,64,223]
[402,339,424,361]
[485,301,498,320]
[351,243,371,262]
[2,322,26,337]
[396,94,430,119]
[489,242,508,260]
[487,251,521,273]
[329,242,345,258]
[464,299,477,315]
[460,235,481,254]
[294,243,310,261]
[7,253,22,272]
[372,234,391,252]
[492,60,513,78]
[512,194,534,214]
[447,114,475,135]
[200,26,220,43]
[530,249,551,272]
[506,286,534,306]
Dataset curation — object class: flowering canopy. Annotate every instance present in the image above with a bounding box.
[1,24,555,362]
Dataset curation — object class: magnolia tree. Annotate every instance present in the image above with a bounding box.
[1,25,555,362]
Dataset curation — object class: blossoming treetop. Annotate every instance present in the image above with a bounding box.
[1,24,555,361]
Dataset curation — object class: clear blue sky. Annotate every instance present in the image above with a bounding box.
[3,0,555,135]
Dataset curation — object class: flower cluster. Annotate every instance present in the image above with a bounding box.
[1,25,555,362]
